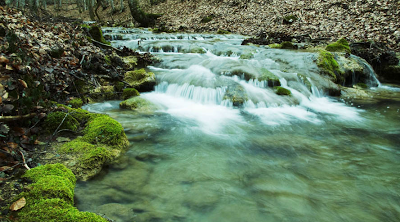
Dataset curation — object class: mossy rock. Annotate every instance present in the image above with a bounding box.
[124,69,156,92]
[89,85,117,102]
[59,140,98,154]
[354,83,368,89]
[122,88,140,100]
[316,50,343,83]
[258,68,281,87]
[274,86,292,95]
[51,103,92,123]
[114,81,125,92]
[222,85,248,107]
[68,98,83,108]
[15,164,107,222]
[217,29,230,34]
[269,43,282,49]
[268,42,297,49]
[119,97,159,112]
[88,25,110,45]
[239,53,254,60]
[83,115,128,149]
[201,15,214,23]
[326,38,351,54]
[123,56,138,69]
[78,147,112,170]
[190,47,206,54]
[44,111,80,132]
[283,15,298,24]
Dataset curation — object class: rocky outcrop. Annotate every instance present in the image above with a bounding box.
[124,68,156,92]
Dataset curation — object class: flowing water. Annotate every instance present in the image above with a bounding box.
[75,28,400,222]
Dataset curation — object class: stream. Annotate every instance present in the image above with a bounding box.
[75,28,400,222]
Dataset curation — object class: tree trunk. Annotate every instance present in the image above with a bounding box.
[119,0,123,12]
[127,0,160,27]
[88,0,95,20]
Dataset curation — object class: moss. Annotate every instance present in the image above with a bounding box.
[124,69,156,92]
[119,97,159,112]
[79,147,112,170]
[217,29,231,34]
[88,25,111,45]
[268,43,282,49]
[123,56,137,68]
[50,103,92,123]
[114,81,125,92]
[59,140,97,154]
[68,98,83,108]
[317,50,343,83]
[190,47,206,54]
[104,55,111,65]
[222,85,248,107]
[89,86,116,101]
[283,15,298,24]
[239,53,254,59]
[23,163,76,185]
[122,88,140,100]
[201,15,214,23]
[258,68,281,87]
[44,111,80,132]
[274,86,292,95]
[355,83,368,89]
[326,38,351,54]
[82,115,128,149]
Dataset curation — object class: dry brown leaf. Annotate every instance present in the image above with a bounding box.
[7,142,18,149]
[18,79,28,88]
[10,197,26,211]
[0,56,9,64]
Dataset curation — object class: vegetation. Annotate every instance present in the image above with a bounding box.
[274,86,292,95]
[326,38,351,54]
[317,50,343,83]
[122,88,140,99]
[13,164,107,222]
[68,98,83,108]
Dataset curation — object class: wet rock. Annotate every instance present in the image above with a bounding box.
[119,97,160,113]
[223,84,248,107]
[124,69,156,92]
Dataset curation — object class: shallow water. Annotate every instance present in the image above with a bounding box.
[75,28,400,222]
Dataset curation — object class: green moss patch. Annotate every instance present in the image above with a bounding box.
[217,29,231,34]
[258,68,281,87]
[239,53,254,60]
[68,98,83,108]
[88,25,110,46]
[15,164,106,222]
[317,50,343,83]
[83,115,128,148]
[124,68,156,92]
[44,111,80,132]
[122,88,140,100]
[274,86,292,95]
[355,83,368,89]
[326,38,351,54]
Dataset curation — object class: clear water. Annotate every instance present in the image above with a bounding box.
[75,28,400,222]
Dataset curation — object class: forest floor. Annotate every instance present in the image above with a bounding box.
[47,0,400,52]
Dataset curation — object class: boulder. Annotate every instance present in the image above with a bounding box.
[124,68,156,92]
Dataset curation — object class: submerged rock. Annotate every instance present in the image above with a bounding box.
[119,97,160,113]
[223,84,248,107]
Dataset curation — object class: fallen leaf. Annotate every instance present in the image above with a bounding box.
[18,79,28,88]
[7,142,18,149]
[10,197,26,211]
[0,56,9,63]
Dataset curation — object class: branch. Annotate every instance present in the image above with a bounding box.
[0,113,37,122]
[19,151,30,170]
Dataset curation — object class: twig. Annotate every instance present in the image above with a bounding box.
[19,151,30,170]
[80,54,86,64]
[0,163,21,172]
[0,113,37,122]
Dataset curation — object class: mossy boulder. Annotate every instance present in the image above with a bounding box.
[68,98,83,108]
[239,53,254,60]
[380,65,400,83]
[123,56,138,69]
[89,85,117,102]
[190,47,206,54]
[44,111,80,132]
[14,164,107,222]
[316,50,343,83]
[124,68,156,92]
[217,29,230,34]
[119,97,159,112]
[274,86,292,95]
[83,115,129,149]
[114,81,125,92]
[222,85,248,107]
[122,88,140,100]
[258,68,281,87]
[268,42,297,49]
[326,38,351,54]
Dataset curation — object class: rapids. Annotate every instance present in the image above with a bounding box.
[75,28,400,222]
